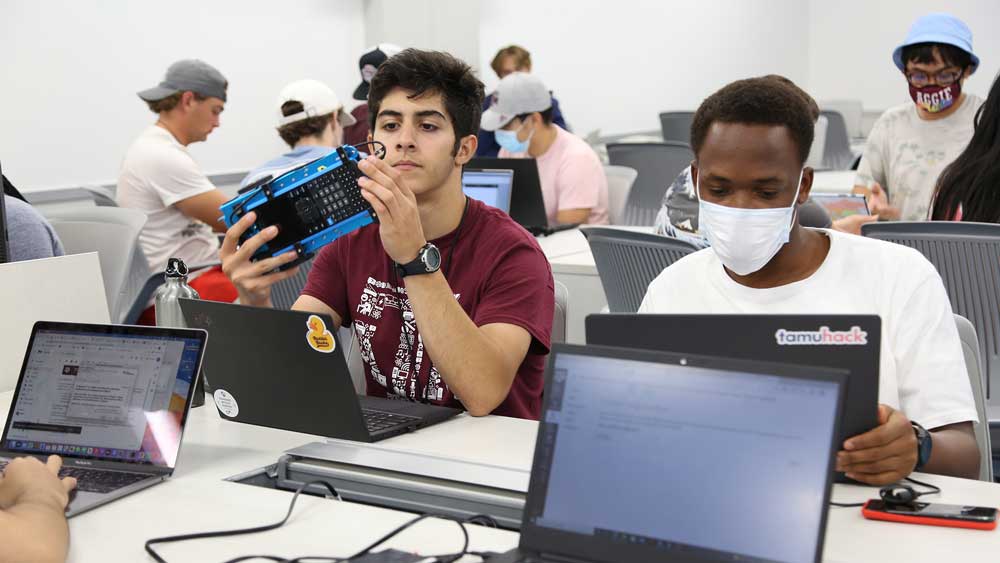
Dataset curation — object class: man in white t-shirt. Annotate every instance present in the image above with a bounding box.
[854,13,983,221]
[118,60,237,321]
[640,77,979,486]
[480,72,608,227]
[118,59,231,274]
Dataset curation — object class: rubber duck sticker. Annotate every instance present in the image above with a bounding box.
[306,315,336,353]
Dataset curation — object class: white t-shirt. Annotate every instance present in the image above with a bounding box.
[639,229,976,430]
[117,126,220,273]
[855,94,983,221]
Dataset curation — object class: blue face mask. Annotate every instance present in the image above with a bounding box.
[495,124,531,153]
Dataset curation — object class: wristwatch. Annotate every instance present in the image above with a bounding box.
[912,421,933,471]
[395,243,441,277]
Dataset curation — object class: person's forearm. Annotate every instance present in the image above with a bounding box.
[0,504,69,563]
[923,426,980,480]
[404,271,513,415]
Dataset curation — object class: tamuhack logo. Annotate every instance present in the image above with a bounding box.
[775,326,868,346]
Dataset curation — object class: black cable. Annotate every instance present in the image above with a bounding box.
[144,480,342,563]
[352,140,387,160]
[829,476,943,508]
[464,514,500,528]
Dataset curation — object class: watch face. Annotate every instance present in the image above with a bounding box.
[422,244,442,270]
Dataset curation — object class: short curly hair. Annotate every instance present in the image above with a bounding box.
[691,77,815,164]
[276,101,335,148]
[368,49,485,155]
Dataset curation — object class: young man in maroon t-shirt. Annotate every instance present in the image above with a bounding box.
[219,49,555,420]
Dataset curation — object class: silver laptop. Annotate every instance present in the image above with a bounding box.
[0,321,207,517]
[490,343,846,563]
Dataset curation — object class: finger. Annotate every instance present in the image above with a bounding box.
[46,455,62,475]
[220,212,257,259]
[361,189,392,222]
[358,176,402,217]
[249,251,300,277]
[246,265,302,290]
[844,407,905,450]
[234,225,281,263]
[846,469,905,486]
[63,476,77,492]
[842,455,914,476]
[360,157,414,204]
[362,155,404,186]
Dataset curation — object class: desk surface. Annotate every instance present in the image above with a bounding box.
[3,388,1000,563]
[0,392,518,562]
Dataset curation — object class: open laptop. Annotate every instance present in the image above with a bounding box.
[586,314,880,458]
[468,158,549,232]
[179,299,460,442]
[463,168,514,213]
[490,343,845,563]
[0,321,207,517]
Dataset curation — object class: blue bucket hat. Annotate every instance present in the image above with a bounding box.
[893,13,979,73]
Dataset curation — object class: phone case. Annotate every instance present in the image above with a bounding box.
[862,500,998,531]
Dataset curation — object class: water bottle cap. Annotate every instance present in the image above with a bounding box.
[165,258,190,278]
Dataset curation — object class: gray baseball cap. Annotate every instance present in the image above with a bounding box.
[138,59,228,103]
[480,72,552,131]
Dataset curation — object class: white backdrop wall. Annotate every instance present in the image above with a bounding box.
[1,0,366,191]
[807,0,1000,110]
[479,0,811,138]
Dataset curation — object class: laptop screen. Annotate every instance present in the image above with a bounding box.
[462,169,513,213]
[810,193,870,219]
[2,324,207,469]
[521,346,842,563]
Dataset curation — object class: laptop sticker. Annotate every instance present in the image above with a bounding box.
[775,326,868,346]
[306,315,336,353]
[214,389,240,418]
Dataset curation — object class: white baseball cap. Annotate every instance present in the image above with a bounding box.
[480,72,552,131]
[276,79,357,128]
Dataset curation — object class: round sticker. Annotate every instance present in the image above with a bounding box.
[213,389,239,418]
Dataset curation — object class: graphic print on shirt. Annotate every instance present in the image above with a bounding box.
[354,276,457,402]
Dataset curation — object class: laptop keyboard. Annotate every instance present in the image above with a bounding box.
[362,409,420,433]
[0,461,151,494]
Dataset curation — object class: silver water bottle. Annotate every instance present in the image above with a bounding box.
[154,258,200,327]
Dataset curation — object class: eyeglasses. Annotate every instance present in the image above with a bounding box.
[906,68,964,88]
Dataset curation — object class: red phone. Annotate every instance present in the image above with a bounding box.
[863,499,998,530]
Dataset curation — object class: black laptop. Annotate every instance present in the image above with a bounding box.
[490,343,845,563]
[586,314,880,464]
[0,321,208,517]
[468,157,548,232]
[179,299,460,442]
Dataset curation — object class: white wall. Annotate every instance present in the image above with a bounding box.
[808,0,1000,111]
[479,0,811,137]
[364,0,480,73]
[0,0,366,191]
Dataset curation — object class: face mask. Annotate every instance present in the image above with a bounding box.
[697,169,803,276]
[494,119,533,153]
[909,82,961,113]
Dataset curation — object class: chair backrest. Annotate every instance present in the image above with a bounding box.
[606,142,694,226]
[658,111,695,144]
[552,280,569,344]
[603,165,638,225]
[954,314,993,481]
[819,110,855,170]
[861,222,1000,404]
[806,115,828,169]
[46,207,151,324]
[84,186,118,207]
[821,99,864,139]
[582,227,699,312]
[272,258,315,309]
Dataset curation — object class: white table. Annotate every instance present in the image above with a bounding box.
[0,392,518,562]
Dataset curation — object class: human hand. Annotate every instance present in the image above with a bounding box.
[837,404,918,485]
[865,182,900,221]
[357,156,427,264]
[0,456,77,512]
[832,214,879,235]
[219,211,301,307]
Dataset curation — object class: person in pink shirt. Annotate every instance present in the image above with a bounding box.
[481,73,609,227]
